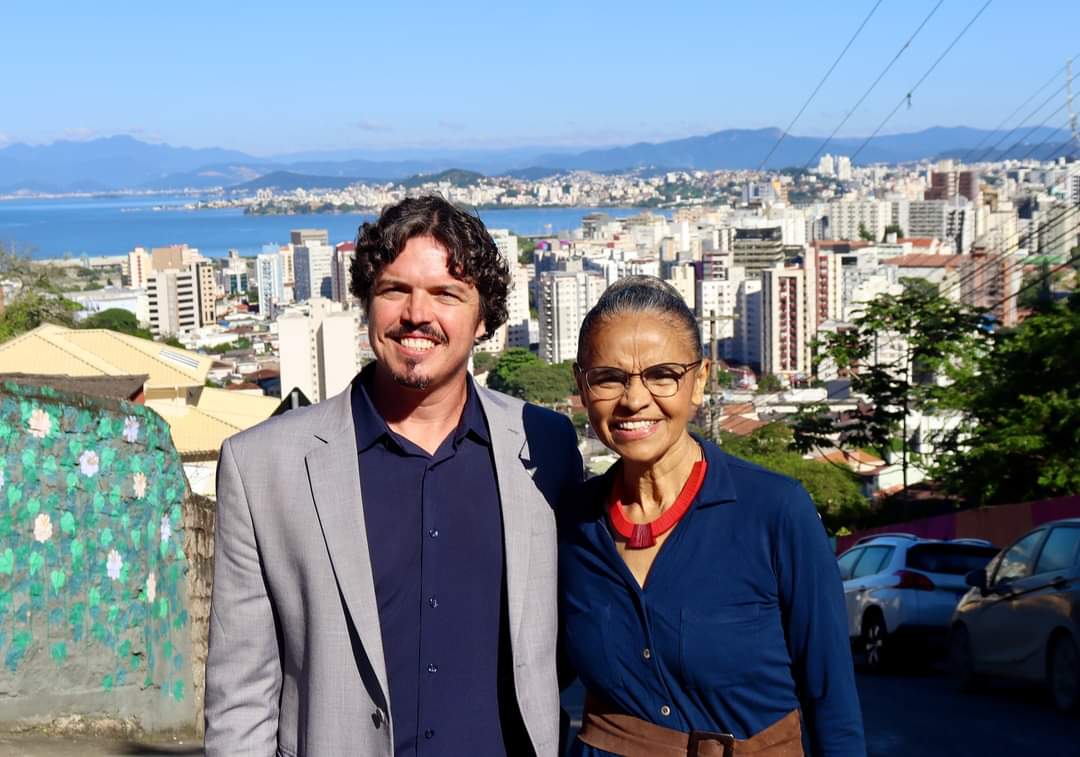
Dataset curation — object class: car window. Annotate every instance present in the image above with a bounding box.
[837,548,864,580]
[852,545,893,579]
[1034,527,1080,575]
[905,544,998,575]
[993,530,1046,584]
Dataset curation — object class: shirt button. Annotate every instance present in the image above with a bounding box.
[371,711,384,729]
[660,705,671,717]
[428,528,439,538]
[642,647,652,660]
[425,729,435,739]
[428,663,438,673]
[428,596,439,608]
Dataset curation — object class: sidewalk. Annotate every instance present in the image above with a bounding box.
[0,734,202,757]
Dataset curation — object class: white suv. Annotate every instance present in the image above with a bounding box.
[837,534,998,672]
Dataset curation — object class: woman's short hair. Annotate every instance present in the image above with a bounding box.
[350,195,510,340]
[577,275,702,363]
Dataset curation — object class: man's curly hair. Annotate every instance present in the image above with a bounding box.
[350,195,510,340]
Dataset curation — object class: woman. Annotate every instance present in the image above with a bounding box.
[559,276,864,756]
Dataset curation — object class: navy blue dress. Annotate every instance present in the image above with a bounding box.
[558,439,865,756]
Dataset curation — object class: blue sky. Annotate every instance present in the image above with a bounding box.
[3,0,1079,155]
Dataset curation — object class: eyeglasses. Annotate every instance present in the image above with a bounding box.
[576,361,702,400]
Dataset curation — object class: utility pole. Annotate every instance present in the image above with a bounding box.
[696,309,735,438]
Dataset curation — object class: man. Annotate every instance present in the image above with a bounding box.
[205,196,582,756]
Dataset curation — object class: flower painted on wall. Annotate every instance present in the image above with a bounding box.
[28,407,52,438]
[123,416,140,444]
[132,472,148,499]
[146,572,157,603]
[33,513,53,543]
[79,449,100,477]
[106,549,123,581]
[160,515,171,544]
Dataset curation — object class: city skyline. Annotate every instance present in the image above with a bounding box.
[4,1,1080,154]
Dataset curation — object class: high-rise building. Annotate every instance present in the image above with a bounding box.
[294,240,334,302]
[146,261,215,337]
[925,163,979,202]
[836,156,853,181]
[256,252,285,318]
[331,242,357,308]
[278,298,363,403]
[537,270,606,364]
[489,229,520,266]
[127,247,153,289]
[731,227,784,278]
[151,244,201,271]
[664,262,696,311]
[697,265,744,362]
[827,200,890,242]
[761,266,809,379]
[734,279,763,368]
[817,154,836,177]
[505,264,532,349]
[290,229,330,247]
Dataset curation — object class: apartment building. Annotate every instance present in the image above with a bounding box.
[538,270,605,364]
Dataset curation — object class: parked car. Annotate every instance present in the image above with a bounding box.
[837,534,999,672]
[950,518,1080,712]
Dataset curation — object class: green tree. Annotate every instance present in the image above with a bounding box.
[794,287,986,491]
[933,293,1080,504]
[715,368,735,388]
[79,308,152,339]
[162,336,185,349]
[755,373,782,394]
[0,245,82,342]
[486,348,576,404]
[471,350,499,375]
[719,424,868,532]
[882,223,905,241]
[516,236,537,266]
[857,222,875,242]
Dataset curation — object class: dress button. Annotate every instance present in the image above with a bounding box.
[428,663,438,673]
[428,528,439,538]
[371,711,383,729]
[660,705,671,717]
[425,729,435,739]
[429,596,439,608]
[642,647,652,660]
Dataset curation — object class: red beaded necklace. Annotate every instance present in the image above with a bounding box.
[608,458,708,549]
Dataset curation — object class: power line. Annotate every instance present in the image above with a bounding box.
[849,0,994,164]
[757,0,886,171]
[988,245,1080,313]
[946,201,1080,311]
[960,55,1076,163]
[804,0,945,170]
[966,79,1071,164]
[1012,118,1076,163]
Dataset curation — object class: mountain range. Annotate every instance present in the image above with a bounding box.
[0,127,1073,194]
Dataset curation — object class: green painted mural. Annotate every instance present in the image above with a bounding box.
[0,380,197,730]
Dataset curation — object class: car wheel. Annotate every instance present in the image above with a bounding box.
[861,613,889,673]
[949,624,977,690]
[1048,635,1080,713]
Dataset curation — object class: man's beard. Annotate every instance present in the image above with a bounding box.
[391,359,432,390]
[384,323,446,390]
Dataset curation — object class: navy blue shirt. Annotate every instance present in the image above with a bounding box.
[353,367,522,756]
[559,438,865,756]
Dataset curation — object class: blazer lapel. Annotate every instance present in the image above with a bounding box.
[304,389,390,706]
[480,389,533,646]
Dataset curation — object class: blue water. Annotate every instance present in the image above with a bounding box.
[0,196,660,259]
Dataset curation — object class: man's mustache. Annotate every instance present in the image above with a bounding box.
[386,323,448,344]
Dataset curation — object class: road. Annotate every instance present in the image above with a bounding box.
[3,669,1076,755]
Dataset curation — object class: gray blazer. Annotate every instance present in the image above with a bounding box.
[204,380,582,757]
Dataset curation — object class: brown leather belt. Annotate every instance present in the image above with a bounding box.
[578,699,804,757]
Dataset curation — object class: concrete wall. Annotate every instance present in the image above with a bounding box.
[0,380,206,732]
